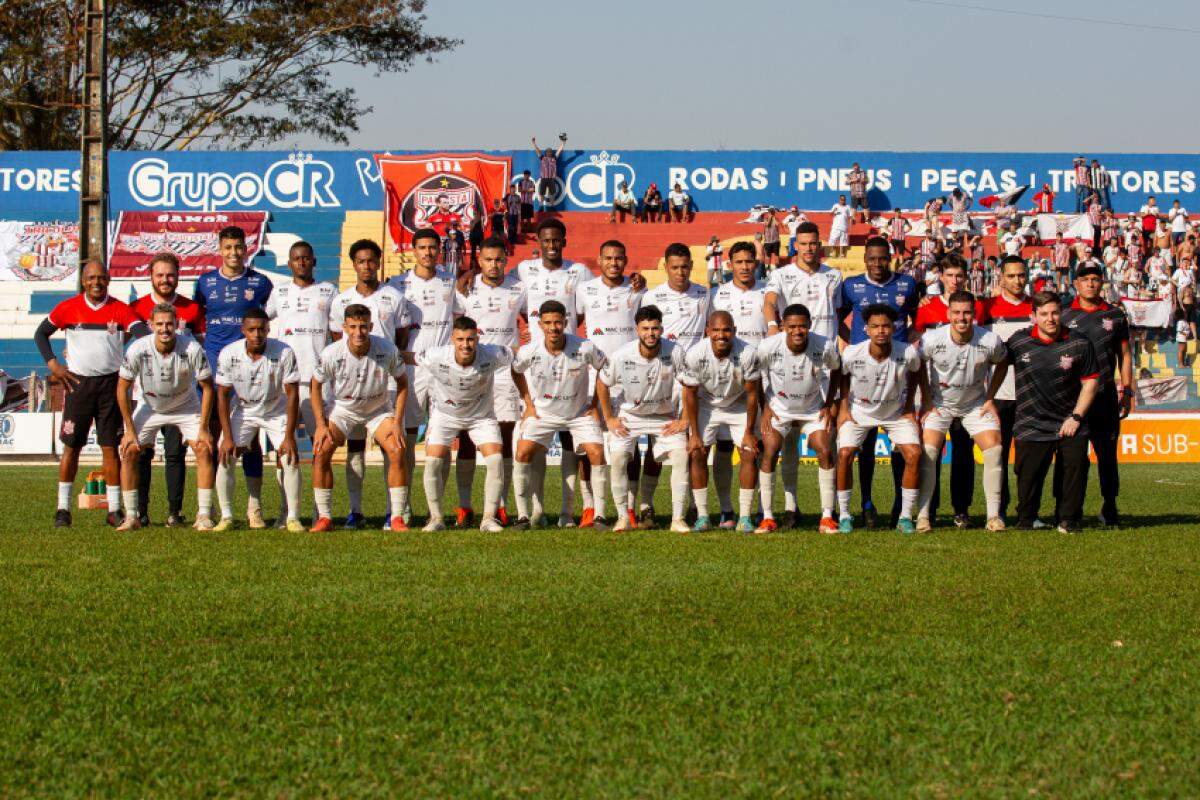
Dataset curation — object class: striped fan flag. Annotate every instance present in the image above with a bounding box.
[978,185,1028,209]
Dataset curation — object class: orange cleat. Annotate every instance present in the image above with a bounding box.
[754,518,778,533]
[497,506,510,525]
[454,507,474,528]
[627,509,639,529]
[579,507,596,528]
[390,515,409,532]
[818,515,839,534]
[310,517,334,532]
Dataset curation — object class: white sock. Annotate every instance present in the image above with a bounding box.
[57,481,72,511]
[107,485,123,516]
[818,467,836,518]
[246,475,263,512]
[692,486,709,518]
[513,459,531,519]
[837,489,852,519]
[900,487,918,520]
[917,443,941,519]
[482,453,504,518]
[738,487,755,518]
[713,448,733,514]
[982,445,1003,519]
[281,462,301,522]
[456,456,476,510]
[345,450,365,514]
[781,429,801,511]
[610,451,631,514]
[758,471,775,520]
[216,461,236,518]
[590,464,608,519]
[121,489,137,520]
[424,455,446,522]
[275,467,288,520]
[389,486,408,519]
[639,469,660,511]
[560,449,578,516]
[530,451,546,519]
[197,488,213,518]
[314,487,332,519]
[579,466,595,509]
[668,449,690,520]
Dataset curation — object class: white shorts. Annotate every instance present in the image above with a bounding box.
[425,410,502,448]
[828,227,849,247]
[133,402,201,447]
[606,415,687,460]
[493,369,522,423]
[328,402,395,442]
[838,414,920,449]
[698,405,748,448]
[767,409,828,438]
[230,408,290,450]
[518,415,604,450]
[922,405,1000,437]
[403,363,433,429]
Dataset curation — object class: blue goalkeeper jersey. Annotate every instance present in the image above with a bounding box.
[838,272,918,344]
[193,267,274,366]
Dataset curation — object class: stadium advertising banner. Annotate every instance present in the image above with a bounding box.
[0,412,54,454]
[0,220,79,281]
[107,211,270,277]
[5,150,1200,215]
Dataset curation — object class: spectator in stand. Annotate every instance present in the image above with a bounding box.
[1122,254,1144,296]
[965,234,984,268]
[1085,192,1103,253]
[1127,235,1143,271]
[1177,232,1196,266]
[948,188,972,242]
[1139,196,1161,247]
[829,194,853,258]
[1031,183,1055,214]
[887,208,911,257]
[1177,287,1198,366]
[1001,227,1025,257]
[442,219,466,275]
[784,206,808,258]
[1100,208,1119,249]
[503,190,521,248]
[610,181,637,223]
[1073,157,1091,212]
[1170,200,1190,245]
[923,195,945,237]
[1154,219,1174,268]
[917,227,940,277]
[761,208,781,270]
[1090,159,1112,209]
[517,170,536,233]
[642,183,663,223]
[531,134,567,211]
[1052,234,1072,293]
[468,215,485,269]
[490,199,509,249]
[705,236,725,286]
[1172,255,1196,303]
[848,162,869,223]
[668,183,691,223]
[994,200,1016,245]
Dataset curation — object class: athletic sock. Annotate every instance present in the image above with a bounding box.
[781,429,800,511]
[246,475,263,513]
[121,490,138,521]
[345,450,365,514]
[389,486,408,519]
[818,467,836,518]
[917,443,941,519]
[314,487,332,519]
[589,464,608,519]
[738,487,755,519]
[982,445,1003,519]
[482,453,504,518]
[560,449,578,517]
[281,461,301,522]
[501,457,513,511]
[424,455,446,522]
[579,467,595,510]
[713,448,733,514]
[610,451,630,515]
[837,489,852,519]
[275,466,288,521]
[668,449,689,520]
[692,486,709,518]
[530,451,546,519]
[216,461,235,519]
[197,488,213,519]
[900,487,918,520]
[513,460,531,519]
[57,481,72,511]
[758,470,775,519]
[107,485,123,516]
[403,432,419,516]
[456,457,476,510]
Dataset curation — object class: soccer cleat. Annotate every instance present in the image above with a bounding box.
[106,512,121,528]
[579,507,596,528]
[718,511,737,530]
[637,507,656,529]
[897,517,916,535]
[985,517,1007,532]
[138,515,151,529]
[953,513,970,529]
[557,513,575,529]
[193,515,215,531]
[213,517,236,532]
[381,515,391,531]
[422,518,446,533]
[818,515,839,534]
[670,518,691,533]
[1098,504,1120,528]
[1056,522,1078,535]
[530,514,546,528]
[862,505,879,529]
[777,509,798,529]
[480,517,504,533]
[247,507,267,530]
[838,515,854,534]
[736,516,755,533]
[285,519,306,533]
[54,509,71,528]
[165,514,186,528]
[497,506,510,525]
[344,511,365,530]
[309,517,334,532]
[513,517,532,531]
[612,513,631,532]
[390,515,410,532]
[754,517,778,534]
[454,507,474,528]
[276,517,288,530]
[916,516,932,533]
[627,509,640,529]
[692,515,711,532]
[116,516,141,532]
[400,508,414,526]
[1031,518,1049,529]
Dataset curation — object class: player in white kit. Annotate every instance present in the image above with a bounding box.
[264,240,336,525]
[762,221,843,528]
[416,317,531,532]
[310,304,409,532]
[328,239,407,528]
[510,300,609,529]
[753,303,842,533]
[595,305,691,532]
[680,310,763,533]
[916,291,1009,532]
[114,303,216,530]
[213,309,303,531]
[835,304,923,534]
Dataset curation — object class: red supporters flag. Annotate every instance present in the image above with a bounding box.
[108,211,270,277]
[375,153,511,249]
[978,185,1027,209]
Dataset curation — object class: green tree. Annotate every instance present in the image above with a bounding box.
[0,0,457,150]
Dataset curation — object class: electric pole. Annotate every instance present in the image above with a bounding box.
[78,0,108,283]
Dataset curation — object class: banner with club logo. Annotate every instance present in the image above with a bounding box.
[375,153,510,249]
[107,211,270,277]
[0,220,79,281]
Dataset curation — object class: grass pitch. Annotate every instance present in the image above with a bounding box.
[1,463,1199,797]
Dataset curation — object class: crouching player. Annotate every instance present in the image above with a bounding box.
[416,317,530,532]
[214,309,304,531]
[835,304,923,534]
[309,304,409,532]
[681,310,763,532]
[115,302,216,530]
[916,291,1009,531]
[754,303,842,533]
[595,305,691,532]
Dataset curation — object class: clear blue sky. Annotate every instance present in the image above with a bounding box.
[293,0,1200,152]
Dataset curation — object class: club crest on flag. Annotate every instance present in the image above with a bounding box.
[375,153,511,250]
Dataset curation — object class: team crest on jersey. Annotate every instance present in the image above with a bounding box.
[244,288,256,301]
[106,320,119,334]
[1060,355,1074,370]
[1102,318,1114,331]
[62,420,75,436]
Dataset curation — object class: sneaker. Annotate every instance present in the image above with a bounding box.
[953,513,970,529]
[579,508,596,528]
[916,516,932,533]
[670,518,691,533]
[818,515,839,534]
[247,507,267,530]
[1032,518,1049,529]
[692,515,711,532]
[513,517,532,531]
[381,515,391,531]
[862,505,879,529]
[116,516,141,531]
[497,506,510,525]
[343,511,365,530]
[454,507,474,528]
[309,517,334,533]
[754,518,778,533]
[736,516,755,533]
[637,507,656,529]
[193,515,215,531]
[54,509,71,528]
[106,512,121,528]
[718,511,737,530]
[985,517,1007,532]
[285,519,306,533]
[777,509,798,529]
[165,514,186,528]
[480,516,504,533]
[897,517,916,535]
[838,515,854,534]
[213,517,235,532]
[390,516,410,532]
[1056,522,1078,535]
[557,513,575,529]
[530,514,546,528]
[1098,504,1120,528]
[612,513,631,532]
[626,509,639,530]
[422,518,446,532]
[138,514,151,528]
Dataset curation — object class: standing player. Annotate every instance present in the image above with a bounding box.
[1061,263,1133,526]
[328,238,408,528]
[595,305,691,532]
[915,291,1009,532]
[35,259,145,526]
[753,304,841,533]
[193,226,273,527]
[214,310,303,531]
[762,221,843,527]
[114,303,215,530]
[680,310,763,533]
[309,304,410,532]
[510,301,609,528]
[835,304,923,534]
[416,317,529,532]
[264,240,336,525]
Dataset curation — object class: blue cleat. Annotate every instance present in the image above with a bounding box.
[896,517,916,535]
[838,515,854,534]
[736,516,755,533]
[692,515,711,532]
[344,511,365,530]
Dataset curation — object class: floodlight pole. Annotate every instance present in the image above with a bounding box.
[78,0,108,285]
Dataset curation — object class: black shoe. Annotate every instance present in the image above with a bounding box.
[1056,522,1080,535]
[1015,518,1037,530]
[54,509,71,528]
[862,505,879,529]
[138,515,151,528]
[165,513,186,528]
[513,517,531,531]
[636,508,656,529]
[953,513,970,529]
[1098,504,1120,528]
[777,510,798,529]
[106,512,121,527]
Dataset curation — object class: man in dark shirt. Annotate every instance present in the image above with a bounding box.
[1059,263,1132,526]
[1006,291,1100,533]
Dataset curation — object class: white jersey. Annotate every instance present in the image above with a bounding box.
[215,338,301,419]
[512,334,606,421]
[642,282,710,351]
[754,332,841,417]
[709,280,769,344]
[328,284,407,343]
[389,268,459,357]
[830,203,853,230]
[514,258,591,341]
[598,339,686,418]
[919,325,1007,415]
[416,343,514,421]
[313,335,405,415]
[841,340,921,420]
[456,273,526,347]
[576,276,644,358]
[120,334,211,414]
[679,337,761,412]
[764,264,843,340]
[265,280,336,382]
